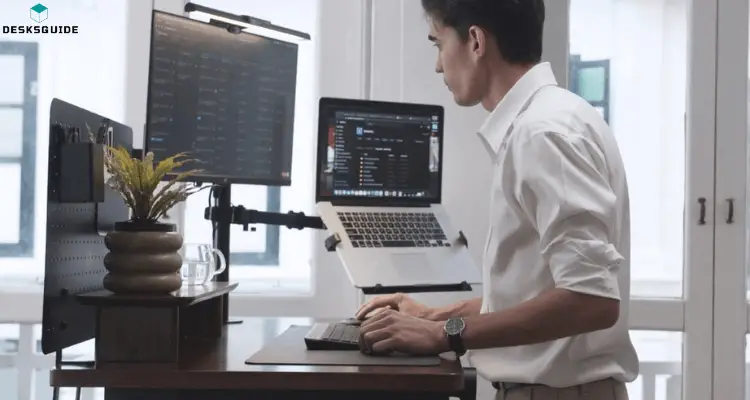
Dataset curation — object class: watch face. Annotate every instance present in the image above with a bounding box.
[444,318,465,336]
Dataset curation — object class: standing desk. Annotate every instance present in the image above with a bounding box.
[50,317,476,400]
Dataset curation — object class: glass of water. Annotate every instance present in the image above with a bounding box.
[180,243,227,286]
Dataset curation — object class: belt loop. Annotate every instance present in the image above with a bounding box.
[577,381,589,397]
[492,382,510,398]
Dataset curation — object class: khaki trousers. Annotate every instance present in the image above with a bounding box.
[495,378,629,400]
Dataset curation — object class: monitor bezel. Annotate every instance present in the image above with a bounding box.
[315,97,445,207]
[144,10,297,187]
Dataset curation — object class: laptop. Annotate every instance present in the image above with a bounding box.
[315,97,481,289]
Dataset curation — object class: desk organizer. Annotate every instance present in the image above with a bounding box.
[42,98,134,356]
[76,282,238,368]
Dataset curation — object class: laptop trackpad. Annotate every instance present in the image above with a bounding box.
[390,253,431,282]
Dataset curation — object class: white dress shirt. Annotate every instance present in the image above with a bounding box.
[466,62,640,387]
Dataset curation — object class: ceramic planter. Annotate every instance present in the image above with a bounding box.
[102,221,183,295]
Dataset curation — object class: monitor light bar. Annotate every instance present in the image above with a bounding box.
[184,2,311,43]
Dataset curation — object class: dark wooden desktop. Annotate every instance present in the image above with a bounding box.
[51,312,471,400]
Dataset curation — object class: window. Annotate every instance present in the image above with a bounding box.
[0,42,37,258]
[231,188,281,266]
[570,0,687,298]
[570,54,611,123]
[182,0,317,293]
[0,0,128,281]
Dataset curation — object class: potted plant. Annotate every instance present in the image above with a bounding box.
[98,140,204,295]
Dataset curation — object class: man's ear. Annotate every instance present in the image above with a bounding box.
[467,26,486,57]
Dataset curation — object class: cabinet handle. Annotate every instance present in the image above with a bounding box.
[726,198,735,224]
[698,198,706,225]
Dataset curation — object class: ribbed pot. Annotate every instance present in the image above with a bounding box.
[103,221,184,295]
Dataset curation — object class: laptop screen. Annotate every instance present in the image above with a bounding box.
[315,98,444,205]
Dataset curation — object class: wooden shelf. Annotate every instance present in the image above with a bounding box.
[75,281,239,368]
[77,281,238,307]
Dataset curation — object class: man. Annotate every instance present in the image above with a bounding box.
[355,1,639,399]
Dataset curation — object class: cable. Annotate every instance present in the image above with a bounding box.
[208,185,217,246]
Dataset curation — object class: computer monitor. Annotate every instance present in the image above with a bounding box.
[315,97,444,205]
[144,10,298,186]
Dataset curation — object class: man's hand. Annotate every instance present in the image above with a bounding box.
[359,309,448,355]
[356,293,433,320]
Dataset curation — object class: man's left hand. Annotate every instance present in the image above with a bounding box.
[359,309,449,355]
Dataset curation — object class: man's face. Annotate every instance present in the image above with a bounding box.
[428,20,486,107]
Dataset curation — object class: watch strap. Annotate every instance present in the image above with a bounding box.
[447,333,466,356]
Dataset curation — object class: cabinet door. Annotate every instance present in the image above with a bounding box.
[713,0,750,399]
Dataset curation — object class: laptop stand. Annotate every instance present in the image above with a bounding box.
[324,230,469,251]
[202,200,475,296]
[324,230,473,295]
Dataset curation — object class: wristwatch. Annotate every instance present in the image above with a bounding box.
[443,317,467,356]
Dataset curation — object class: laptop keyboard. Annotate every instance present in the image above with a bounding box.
[337,211,450,248]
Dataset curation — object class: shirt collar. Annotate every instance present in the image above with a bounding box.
[477,62,558,155]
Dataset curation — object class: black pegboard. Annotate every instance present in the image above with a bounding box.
[41,98,133,355]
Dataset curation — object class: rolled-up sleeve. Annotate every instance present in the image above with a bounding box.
[511,131,623,300]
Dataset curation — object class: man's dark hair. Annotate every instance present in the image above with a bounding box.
[421,0,545,65]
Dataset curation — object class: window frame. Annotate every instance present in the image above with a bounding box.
[0,42,37,258]
[569,54,611,124]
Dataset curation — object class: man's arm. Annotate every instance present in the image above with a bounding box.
[425,297,482,320]
[434,131,624,351]
[452,289,617,350]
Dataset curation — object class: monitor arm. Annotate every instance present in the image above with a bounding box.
[204,205,326,231]
[201,184,327,326]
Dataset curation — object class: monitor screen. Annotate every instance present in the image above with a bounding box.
[316,98,443,204]
[144,11,298,186]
